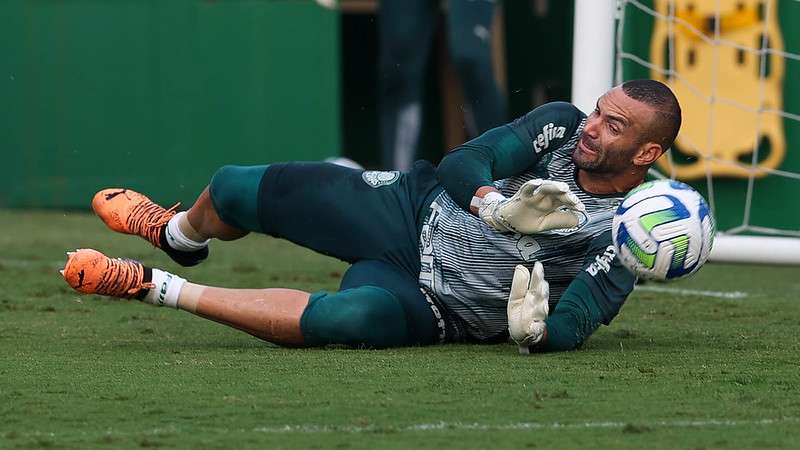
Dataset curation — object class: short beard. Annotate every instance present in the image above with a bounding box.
[573,145,638,175]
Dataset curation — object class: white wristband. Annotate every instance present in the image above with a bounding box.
[471,191,506,210]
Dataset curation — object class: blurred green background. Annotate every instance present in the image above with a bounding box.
[1,1,341,208]
[0,0,574,209]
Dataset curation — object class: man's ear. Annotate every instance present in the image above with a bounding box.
[633,142,664,166]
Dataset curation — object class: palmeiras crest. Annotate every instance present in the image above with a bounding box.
[362,171,401,188]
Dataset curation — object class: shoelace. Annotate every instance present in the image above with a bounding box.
[126,201,180,247]
[96,257,155,297]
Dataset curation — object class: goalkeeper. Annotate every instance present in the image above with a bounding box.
[61,79,681,353]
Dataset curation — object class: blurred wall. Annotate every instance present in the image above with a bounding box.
[339,1,574,168]
[0,0,340,208]
[504,0,574,119]
[339,9,444,169]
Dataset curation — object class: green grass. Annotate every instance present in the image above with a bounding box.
[1,209,799,449]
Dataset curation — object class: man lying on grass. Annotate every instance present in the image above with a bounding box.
[62,80,680,353]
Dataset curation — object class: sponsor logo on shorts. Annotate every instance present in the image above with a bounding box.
[362,171,400,188]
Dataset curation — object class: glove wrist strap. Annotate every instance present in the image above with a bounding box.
[472,191,506,210]
[513,322,546,352]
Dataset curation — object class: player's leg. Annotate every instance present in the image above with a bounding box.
[61,250,442,348]
[61,248,307,345]
[90,188,211,267]
[183,188,246,241]
[94,161,440,270]
[302,259,444,346]
[446,0,506,135]
[255,161,441,270]
[91,165,265,267]
[378,0,437,171]
[172,283,308,346]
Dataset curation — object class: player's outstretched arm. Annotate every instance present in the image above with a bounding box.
[436,102,586,210]
[515,232,636,353]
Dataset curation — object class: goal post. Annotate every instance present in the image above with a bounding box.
[573,0,800,264]
[571,0,617,115]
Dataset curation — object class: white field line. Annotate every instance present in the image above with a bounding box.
[251,417,798,433]
[17,417,800,438]
[634,285,748,299]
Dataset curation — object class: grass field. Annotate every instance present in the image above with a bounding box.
[1,209,799,450]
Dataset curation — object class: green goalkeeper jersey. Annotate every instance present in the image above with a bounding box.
[425,101,636,350]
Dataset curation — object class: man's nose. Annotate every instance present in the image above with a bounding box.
[583,116,600,138]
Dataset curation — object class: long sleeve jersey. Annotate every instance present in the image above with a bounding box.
[420,101,636,350]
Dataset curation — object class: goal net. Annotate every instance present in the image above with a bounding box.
[615,0,800,263]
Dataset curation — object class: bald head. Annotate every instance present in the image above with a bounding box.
[621,79,682,152]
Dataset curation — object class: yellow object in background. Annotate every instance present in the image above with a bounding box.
[650,0,785,179]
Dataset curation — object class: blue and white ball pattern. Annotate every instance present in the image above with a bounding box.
[612,180,715,280]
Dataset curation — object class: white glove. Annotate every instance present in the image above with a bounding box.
[507,262,550,354]
[478,180,585,234]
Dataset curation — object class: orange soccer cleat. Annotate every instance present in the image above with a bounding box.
[92,189,178,248]
[92,188,208,266]
[61,249,154,298]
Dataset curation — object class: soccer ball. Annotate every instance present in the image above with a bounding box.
[612,180,715,280]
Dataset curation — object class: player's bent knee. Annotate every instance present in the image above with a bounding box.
[300,287,409,348]
[208,165,267,232]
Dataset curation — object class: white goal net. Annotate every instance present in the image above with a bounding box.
[614,0,800,263]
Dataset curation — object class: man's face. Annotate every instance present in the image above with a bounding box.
[573,87,658,175]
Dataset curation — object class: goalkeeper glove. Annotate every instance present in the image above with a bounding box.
[507,262,549,354]
[478,180,585,234]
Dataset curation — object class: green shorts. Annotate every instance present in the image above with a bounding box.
[208,161,454,347]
